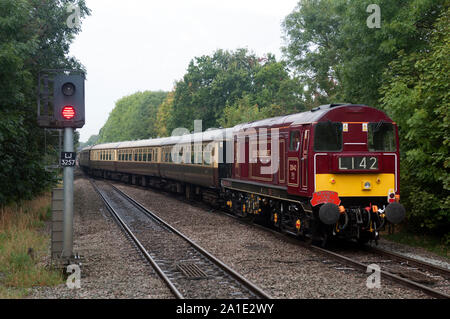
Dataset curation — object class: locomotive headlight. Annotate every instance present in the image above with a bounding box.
[363,181,372,190]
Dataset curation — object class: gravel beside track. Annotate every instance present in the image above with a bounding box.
[28,173,173,299]
[114,183,433,299]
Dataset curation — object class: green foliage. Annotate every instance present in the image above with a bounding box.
[384,231,449,259]
[79,134,99,149]
[282,0,446,107]
[380,7,449,236]
[155,92,175,137]
[0,0,90,205]
[218,95,269,128]
[98,91,167,143]
[168,49,305,133]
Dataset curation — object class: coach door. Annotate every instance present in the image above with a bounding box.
[300,125,311,191]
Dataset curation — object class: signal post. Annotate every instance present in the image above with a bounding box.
[37,69,85,262]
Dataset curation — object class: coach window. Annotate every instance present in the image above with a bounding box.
[290,131,301,151]
[203,144,211,165]
[368,122,396,152]
[314,122,343,151]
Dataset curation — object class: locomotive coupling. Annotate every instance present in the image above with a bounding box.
[385,202,406,224]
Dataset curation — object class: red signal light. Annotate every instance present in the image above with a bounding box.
[62,106,76,120]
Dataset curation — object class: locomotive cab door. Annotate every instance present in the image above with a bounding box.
[287,128,302,195]
[300,125,311,192]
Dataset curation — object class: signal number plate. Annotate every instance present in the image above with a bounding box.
[60,152,77,167]
[338,156,378,170]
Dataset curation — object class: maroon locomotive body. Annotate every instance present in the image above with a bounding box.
[222,104,404,244]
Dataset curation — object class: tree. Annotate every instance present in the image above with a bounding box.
[79,134,99,150]
[98,91,167,143]
[380,7,450,237]
[155,91,175,137]
[282,0,446,107]
[170,49,305,133]
[0,0,90,205]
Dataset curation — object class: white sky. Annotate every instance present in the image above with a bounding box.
[70,0,300,142]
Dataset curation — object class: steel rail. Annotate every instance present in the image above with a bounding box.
[109,183,272,300]
[367,246,450,280]
[89,179,184,299]
[309,245,450,299]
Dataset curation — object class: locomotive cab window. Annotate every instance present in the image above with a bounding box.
[289,131,301,151]
[314,122,343,151]
[368,122,396,152]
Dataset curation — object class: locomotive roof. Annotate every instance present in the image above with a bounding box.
[233,104,391,131]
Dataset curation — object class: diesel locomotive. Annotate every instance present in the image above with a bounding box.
[79,104,406,245]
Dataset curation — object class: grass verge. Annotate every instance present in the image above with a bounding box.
[384,229,449,260]
[0,193,63,298]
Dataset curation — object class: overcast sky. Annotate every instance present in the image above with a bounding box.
[70,0,300,142]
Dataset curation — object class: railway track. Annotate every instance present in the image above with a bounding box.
[155,186,450,299]
[90,179,271,299]
[310,245,450,299]
[90,176,449,299]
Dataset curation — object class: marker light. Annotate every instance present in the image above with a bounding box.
[62,82,76,96]
[62,106,76,120]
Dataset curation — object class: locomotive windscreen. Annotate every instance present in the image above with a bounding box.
[314,122,343,151]
[368,122,396,152]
